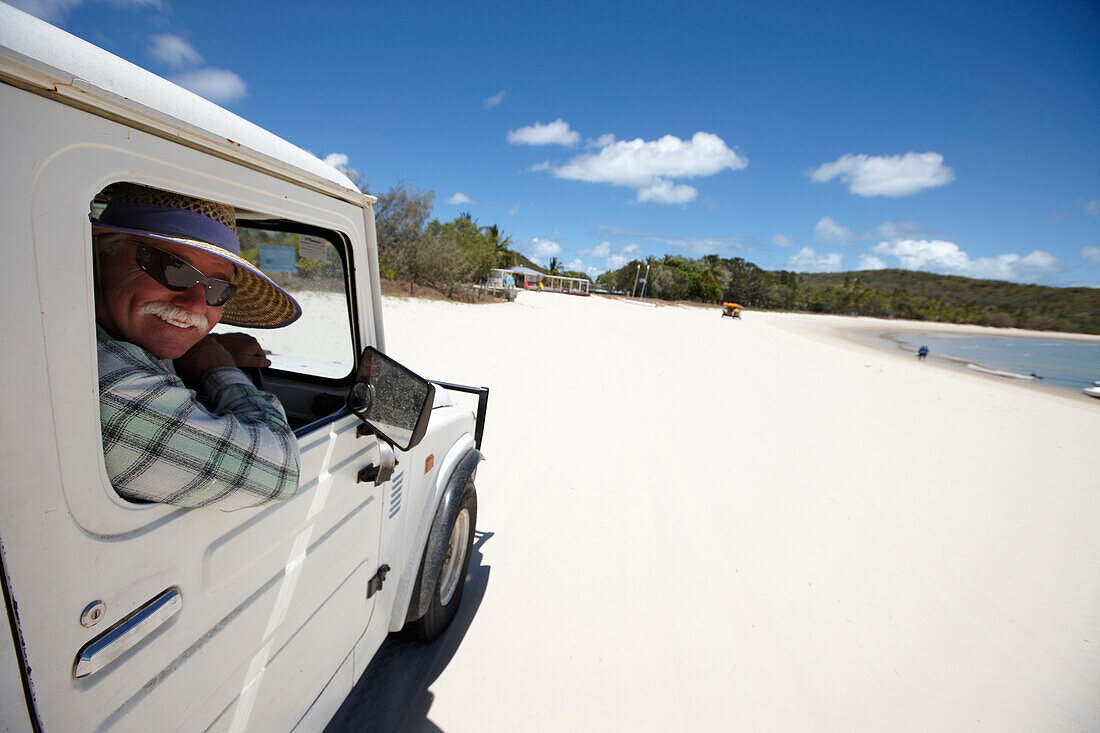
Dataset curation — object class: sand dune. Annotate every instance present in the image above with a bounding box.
[371,290,1099,731]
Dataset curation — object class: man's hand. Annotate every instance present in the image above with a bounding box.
[174,333,270,383]
[214,333,272,369]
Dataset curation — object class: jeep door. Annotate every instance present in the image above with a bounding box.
[0,85,387,731]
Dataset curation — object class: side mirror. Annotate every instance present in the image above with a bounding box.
[347,346,435,451]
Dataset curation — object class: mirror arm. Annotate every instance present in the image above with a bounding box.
[432,382,489,450]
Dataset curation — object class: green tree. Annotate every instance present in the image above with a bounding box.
[481,223,513,267]
[699,255,727,303]
[372,184,436,279]
[723,257,766,306]
[597,259,642,294]
[424,214,496,293]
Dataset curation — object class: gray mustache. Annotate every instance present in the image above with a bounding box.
[139,301,209,330]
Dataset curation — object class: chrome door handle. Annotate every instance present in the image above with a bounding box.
[73,587,182,678]
[357,441,396,485]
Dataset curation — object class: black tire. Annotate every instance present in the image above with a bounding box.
[403,483,477,641]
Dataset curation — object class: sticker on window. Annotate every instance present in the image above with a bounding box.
[299,234,329,261]
[260,244,297,273]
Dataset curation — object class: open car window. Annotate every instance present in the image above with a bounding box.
[212,222,355,381]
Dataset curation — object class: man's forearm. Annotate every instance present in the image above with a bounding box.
[99,333,301,510]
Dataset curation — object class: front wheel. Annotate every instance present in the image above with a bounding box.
[403,483,477,640]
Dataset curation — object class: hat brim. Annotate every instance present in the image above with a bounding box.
[93,222,302,329]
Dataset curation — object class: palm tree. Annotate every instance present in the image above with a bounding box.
[548,256,561,275]
[481,223,513,267]
[699,254,726,302]
[481,224,512,251]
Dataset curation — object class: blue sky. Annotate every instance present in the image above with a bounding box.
[15,0,1100,286]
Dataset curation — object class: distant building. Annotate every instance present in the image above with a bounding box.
[505,266,590,296]
[480,269,518,301]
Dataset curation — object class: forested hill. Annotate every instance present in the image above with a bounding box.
[595,256,1100,334]
[798,269,1100,333]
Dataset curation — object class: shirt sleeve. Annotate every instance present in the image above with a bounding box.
[98,335,301,510]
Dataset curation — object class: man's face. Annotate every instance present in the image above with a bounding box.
[95,237,233,359]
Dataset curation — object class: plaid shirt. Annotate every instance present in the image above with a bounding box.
[97,326,301,510]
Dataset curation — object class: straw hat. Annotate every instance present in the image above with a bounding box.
[92,183,301,328]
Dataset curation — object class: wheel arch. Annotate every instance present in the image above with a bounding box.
[386,437,479,632]
[403,447,480,626]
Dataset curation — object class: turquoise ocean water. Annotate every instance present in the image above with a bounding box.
[884,332,1100,394]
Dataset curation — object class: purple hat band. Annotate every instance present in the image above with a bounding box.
[97,203,240,255]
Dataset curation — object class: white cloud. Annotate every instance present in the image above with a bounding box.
[526,237,562,263]
[579,241,641,273]
[507,119,580,146]
[1085,200,1100,216]
[814,216,857,244]
[447,192,475,205]
[874,239,969,271]
[581,241,611,258]
[555,132,747,184]
[771,233,795,247]
[1082,246,1100,263]
[12,0,163,21]
[636,179,697,204]
[856,254,888,270]
[170,68,247,103]
[787,247,843,273]
[588,133,616,148]
[603,255,626,270]
[872,220,931,239]
[808,152,955,197]
[322,152,361,182]
[662,235,744,255]
[323,153,348,168]
[565,259,585,272]
[104,0,165,7]
[8,0,81,22]
[873,239,1061,282]
[149,34,202,68]
[593,225,743,256]
[548,131,747,205]
[484,90,505,109]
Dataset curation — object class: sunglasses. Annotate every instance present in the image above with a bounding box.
[135,244,237,307]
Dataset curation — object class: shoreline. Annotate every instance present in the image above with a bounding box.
[863,328,1092,400]
[763,311,1100,404]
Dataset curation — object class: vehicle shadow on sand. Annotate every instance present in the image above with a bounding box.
[325,530,493,733]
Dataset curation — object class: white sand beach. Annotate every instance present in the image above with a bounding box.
[349,290,1100,731]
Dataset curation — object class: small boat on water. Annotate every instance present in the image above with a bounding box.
[966,363,1036,380]
[1084,381,1100,399]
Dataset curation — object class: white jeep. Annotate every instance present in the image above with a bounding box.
[0,4,487,730]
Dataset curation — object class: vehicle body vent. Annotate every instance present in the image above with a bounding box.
[388,472,403,519]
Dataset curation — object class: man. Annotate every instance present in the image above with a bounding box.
[92,183,302,509]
